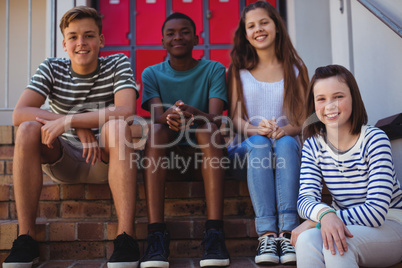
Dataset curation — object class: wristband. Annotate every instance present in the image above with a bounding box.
[316,209,336,229]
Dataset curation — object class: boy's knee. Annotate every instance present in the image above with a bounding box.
[195,122,219,138]
[148,123,170,136]
[102,119,130,136]
[101,119,132,148]
[15,121,42,144]
[146,123,172,145]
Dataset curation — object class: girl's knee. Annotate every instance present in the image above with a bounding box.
[296,228,322,251]
[245,135,272,150]
[274,136,300,154]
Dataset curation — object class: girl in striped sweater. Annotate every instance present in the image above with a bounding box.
[291,64,402,267]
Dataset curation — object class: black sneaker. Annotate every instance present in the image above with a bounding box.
[255,235,279,265]
[278,233,296,265]
[2,234,40,268]
[107,232,140,268]
[200,229,230,267]
[140,231,170,268]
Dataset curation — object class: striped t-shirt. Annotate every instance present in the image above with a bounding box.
[298,125,402,227]
[27,53,138,141]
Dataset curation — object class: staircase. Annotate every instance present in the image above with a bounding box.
[0,125,260,266]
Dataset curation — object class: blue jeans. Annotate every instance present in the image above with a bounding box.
[228,135,301,236]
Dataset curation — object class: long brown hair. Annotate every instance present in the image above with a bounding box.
[303,64,368,140]
[229,0,309,126]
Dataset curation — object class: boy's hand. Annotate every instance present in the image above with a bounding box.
[36,117,70,149]
[75,128,101,165]
[290,219,316,246]
[320,212,353,256]
[174,100,197,115]
[166,100,194,131]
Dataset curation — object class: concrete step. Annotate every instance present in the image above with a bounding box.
[26,257,297,268]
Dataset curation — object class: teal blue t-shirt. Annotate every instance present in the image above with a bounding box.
[141,59,227,113]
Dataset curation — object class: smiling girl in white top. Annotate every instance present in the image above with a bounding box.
[292,64,402,268]
[227,1,309,265]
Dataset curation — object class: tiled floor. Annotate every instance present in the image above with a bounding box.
[36,257,296,268]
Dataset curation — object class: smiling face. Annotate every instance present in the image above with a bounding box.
[313,76,353,134]
[162,18,198,59]
[62,18,104,75]
[244,8,276,51]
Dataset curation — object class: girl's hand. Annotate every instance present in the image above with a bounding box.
[290,219,316,246]
[258,118,279,138]
[75,128,101,165]
[271,127,286,139]
[320,212,353,256]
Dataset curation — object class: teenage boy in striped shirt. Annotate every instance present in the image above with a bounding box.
[3,6,140,268]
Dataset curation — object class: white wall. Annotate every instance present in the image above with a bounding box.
[286,0,332,77]
[0,0,90,125]
[349,1,402,182]
[288,0,402,182]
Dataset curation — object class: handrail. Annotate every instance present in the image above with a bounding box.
[358,0,402,38]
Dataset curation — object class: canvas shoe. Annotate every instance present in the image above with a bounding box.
[255,235,279,265]
[278,233,296,264]
[107,232,140,268]
[140,231,170,268]
[2,234,40,268]
[200,228,230,267]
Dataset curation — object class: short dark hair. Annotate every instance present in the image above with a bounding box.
[303,64,368,140]
[161,12,196,35]
[60,6,102,36]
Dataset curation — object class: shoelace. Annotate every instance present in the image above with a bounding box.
[257,236,277,255]
[11,235,34,252]
[201,229,222,255]
[114,232,136,250]
[144,232,166,257]
[277,237,295,254]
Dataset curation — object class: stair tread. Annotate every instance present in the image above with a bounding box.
[34,257,296,268]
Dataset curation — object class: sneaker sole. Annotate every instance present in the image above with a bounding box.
[2,257,39,268]
[140,261,169,268]
[280,253,296,265]
[255,255,279,265]
[200,259,230,267]
[107,261,139,268]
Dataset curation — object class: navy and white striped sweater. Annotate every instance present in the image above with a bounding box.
[298,125,402,227]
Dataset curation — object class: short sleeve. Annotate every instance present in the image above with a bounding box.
[141,66,161,111]
[208,62,228,109]
[27,59,54,98]
[112,54,139,99]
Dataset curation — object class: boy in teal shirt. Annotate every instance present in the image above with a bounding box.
[141,12,230,268]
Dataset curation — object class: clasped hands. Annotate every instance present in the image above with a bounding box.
[36,116,100,165]
[258,118,285,139]
[166,100,195,131]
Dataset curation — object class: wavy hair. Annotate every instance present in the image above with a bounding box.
[229,0,309,126]
[59,6,103,36]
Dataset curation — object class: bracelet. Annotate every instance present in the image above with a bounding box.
[316,209,336,229]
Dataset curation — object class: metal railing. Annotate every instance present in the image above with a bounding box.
[1,0,58,112]
[358,0,402,38]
